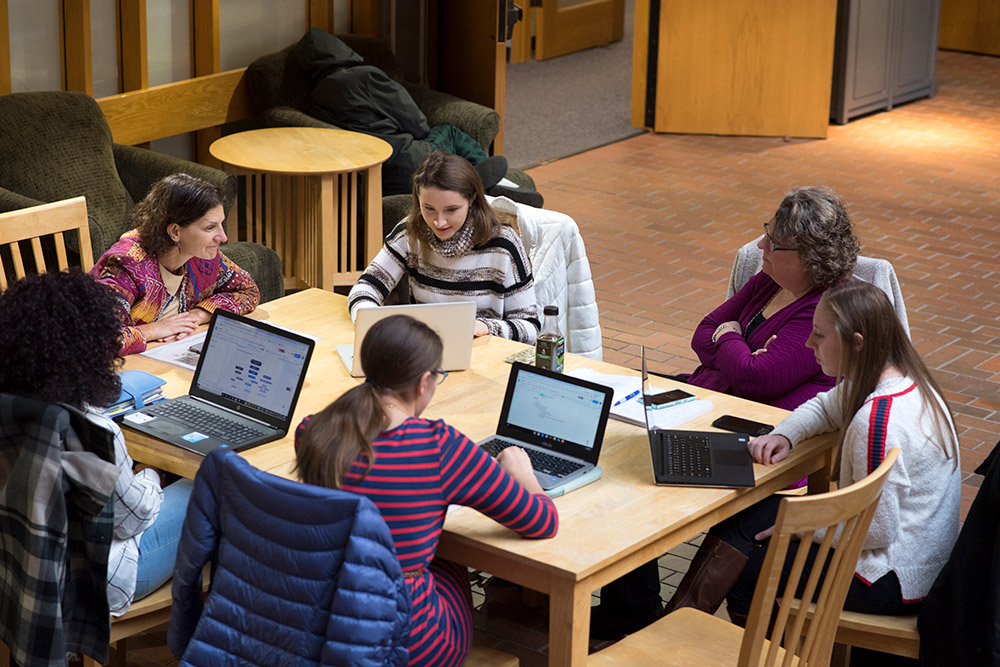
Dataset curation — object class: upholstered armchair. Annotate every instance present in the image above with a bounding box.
[246,33,537,234]
[0,91,284,302]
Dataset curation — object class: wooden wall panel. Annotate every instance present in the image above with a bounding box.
[939,0,1000,56]
[308,0,335,32]
[118,0,148,91]
[0,0,10,95]
[60,0,93,93]
[191,0,220,76]
[351,0,380,37]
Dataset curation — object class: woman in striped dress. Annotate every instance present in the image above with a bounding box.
[295,315,558,666]
[348,151,539,343]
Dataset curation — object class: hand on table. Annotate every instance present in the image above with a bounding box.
[752,334,777,356]
[747,433,792,465]
[473,319,490,337]
[497,446,544,495]
[137,309,211,343]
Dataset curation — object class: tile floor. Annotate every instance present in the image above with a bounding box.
[117,49,996,665]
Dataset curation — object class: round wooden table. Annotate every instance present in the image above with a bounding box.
[210,127,393,291]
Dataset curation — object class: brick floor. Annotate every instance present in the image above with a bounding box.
[120,49,995,666]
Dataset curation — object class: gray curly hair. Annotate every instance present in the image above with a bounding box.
[769,186,860,289]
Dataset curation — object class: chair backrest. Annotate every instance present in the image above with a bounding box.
[739,448,899,667]
[726,237,911,337]
[0,197,93,290]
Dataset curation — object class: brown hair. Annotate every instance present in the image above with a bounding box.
[823,281,958,469]
[769,186,860,289]
[295,315,443,489]
[406,152,507,258]
[132,173,225,257]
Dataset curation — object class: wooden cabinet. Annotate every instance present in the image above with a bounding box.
[831,0,941,124]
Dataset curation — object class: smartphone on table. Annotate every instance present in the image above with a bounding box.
[640,388,696,410]
[712,415,774,436]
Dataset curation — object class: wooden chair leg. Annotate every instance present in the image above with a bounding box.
[831,642,851,667]
[1,640,11,667]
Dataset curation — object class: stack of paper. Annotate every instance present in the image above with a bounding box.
[102,369,167,417]
[568,368,713,429]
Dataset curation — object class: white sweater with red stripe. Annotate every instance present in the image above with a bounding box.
[773,375,961,601]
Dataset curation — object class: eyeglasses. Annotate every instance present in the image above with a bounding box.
[431,369,449,384]
[763,221,797,252]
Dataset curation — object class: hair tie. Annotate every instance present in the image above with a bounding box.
[365,378,377,388]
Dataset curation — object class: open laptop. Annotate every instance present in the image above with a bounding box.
[337,302,477,377]
[478,362,613,498]
[118,309,315,456]
[641,346,756,488]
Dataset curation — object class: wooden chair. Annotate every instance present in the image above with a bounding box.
[0,196,92,289]
[792,605,920,666]
[588,448,900,666]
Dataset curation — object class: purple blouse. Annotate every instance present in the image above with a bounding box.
[684,272,835,410]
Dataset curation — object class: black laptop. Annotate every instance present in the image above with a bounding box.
[479,362,613,497]
[641,346,756,488]
[118,309,315,456]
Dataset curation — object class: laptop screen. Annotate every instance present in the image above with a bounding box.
[192,312,312,422]
[504,364,609,451]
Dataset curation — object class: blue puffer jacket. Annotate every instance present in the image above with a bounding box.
[167,448,410,666]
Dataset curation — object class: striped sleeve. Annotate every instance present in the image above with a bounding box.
[348,221,409,320]
[480,228,540,344]
[438,424,557,538]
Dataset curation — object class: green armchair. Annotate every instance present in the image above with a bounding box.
[0,91,284,302]
[245,33,537,235]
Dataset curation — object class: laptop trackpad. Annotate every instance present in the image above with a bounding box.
[715,449,751,467]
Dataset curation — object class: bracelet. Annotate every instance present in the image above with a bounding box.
[712,322,741,343]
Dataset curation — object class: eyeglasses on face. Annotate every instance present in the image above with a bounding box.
[431,369,449,384]
[763,221,797,252]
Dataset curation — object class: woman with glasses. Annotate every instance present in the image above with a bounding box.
[592,187,860,640]
[294,314,557,667]
[681,186,860,410]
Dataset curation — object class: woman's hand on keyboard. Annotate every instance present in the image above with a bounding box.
[497,446,544,495]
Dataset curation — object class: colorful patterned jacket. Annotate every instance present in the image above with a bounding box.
[91,231,260,356]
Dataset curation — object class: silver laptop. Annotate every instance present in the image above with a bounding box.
[337,302,476,377]
[479,362,614,498]
[641,346,755,488]
[118,310,314,456]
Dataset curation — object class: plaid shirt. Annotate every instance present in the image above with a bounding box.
[0,395,119,667]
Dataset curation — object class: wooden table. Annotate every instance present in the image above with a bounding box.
[209,127,393,291]
[123,289,837,666]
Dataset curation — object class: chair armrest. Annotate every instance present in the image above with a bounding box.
[0,187,44,213]
[261,106,338,130]
[407,86,499,151]
[112,144,237,210]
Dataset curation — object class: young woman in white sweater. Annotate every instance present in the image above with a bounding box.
[348,151,539,343]
[664,280,961,626]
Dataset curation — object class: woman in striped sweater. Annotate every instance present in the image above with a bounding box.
[348,151,539,343]
[295,315,558,667]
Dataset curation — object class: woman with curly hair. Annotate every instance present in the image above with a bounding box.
[348,151,539,343]
[0,270,193,615]
[91,173,259,356]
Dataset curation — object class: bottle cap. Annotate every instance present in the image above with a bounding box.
[543,305,559,316]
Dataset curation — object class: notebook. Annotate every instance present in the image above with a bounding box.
[118,309,315,456]
[337,302,477,377]
[641,346,756,488]
[478,362,614,498]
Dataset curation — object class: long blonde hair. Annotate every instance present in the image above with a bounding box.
[824,281,957,468]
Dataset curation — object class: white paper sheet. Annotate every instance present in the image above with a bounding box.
[568,367,713,429]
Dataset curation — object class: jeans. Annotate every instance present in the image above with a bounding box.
[133,478,194,600]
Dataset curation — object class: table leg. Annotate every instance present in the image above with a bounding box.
[548,580,591,666]
[319,173,337,291]
[365,165,383,263]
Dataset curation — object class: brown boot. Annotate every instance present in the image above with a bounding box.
[662,534,748,616]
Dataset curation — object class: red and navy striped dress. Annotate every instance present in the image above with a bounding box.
[305,416,559,667]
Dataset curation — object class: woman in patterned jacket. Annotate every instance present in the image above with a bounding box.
[348,151,539,343]
[91,173,259,355]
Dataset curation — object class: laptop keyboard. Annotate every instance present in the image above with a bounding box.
[154,401,266,446]
[484,438,585,477]
[661,433,713,478]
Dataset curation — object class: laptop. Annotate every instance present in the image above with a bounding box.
[118,309,315,456]
[337,302,477,377]
[641,346,756,488]
[478,362,614,498]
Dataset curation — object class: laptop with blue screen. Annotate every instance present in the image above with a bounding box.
[478,361,613,498]
[118,310,315,456]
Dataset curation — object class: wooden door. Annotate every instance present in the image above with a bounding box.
[631,0,839,138]
[535,0,626,61]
